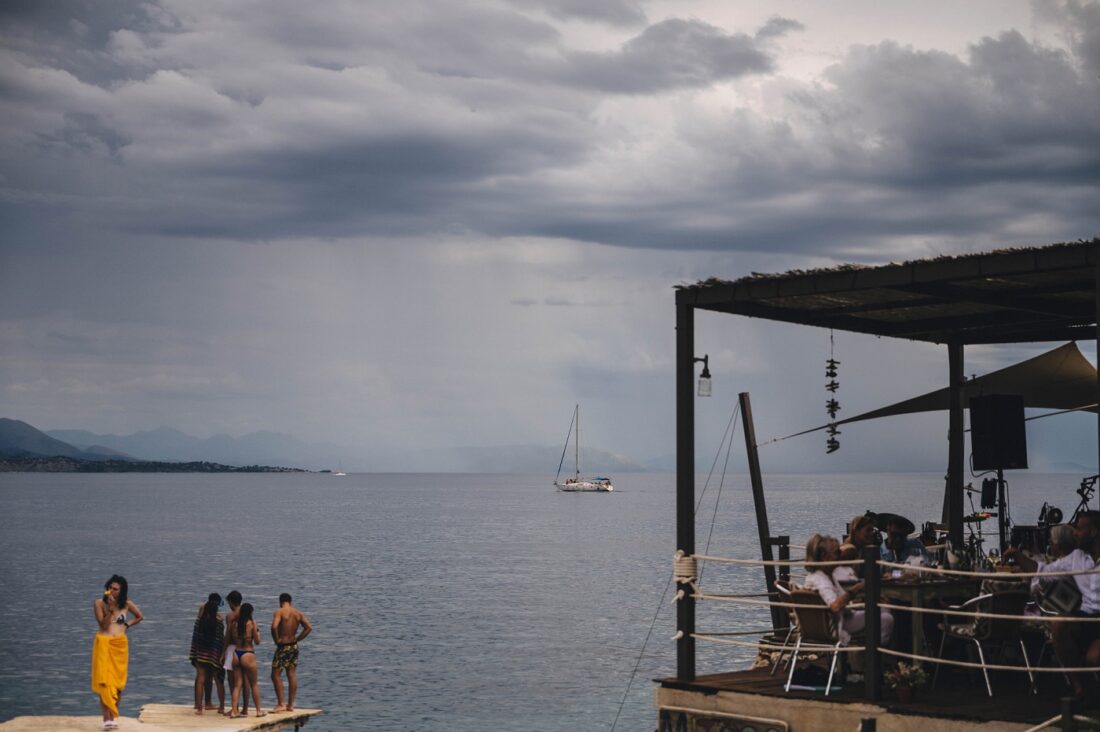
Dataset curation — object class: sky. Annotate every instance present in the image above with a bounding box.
[2,0,1099,472]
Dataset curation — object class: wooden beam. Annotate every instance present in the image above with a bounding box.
[676,301,695,680]
[740,392,781,631]
[947,342,965,548]
[899,281,1092,319]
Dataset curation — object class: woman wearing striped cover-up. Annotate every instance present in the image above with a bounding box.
[189,593,226,715]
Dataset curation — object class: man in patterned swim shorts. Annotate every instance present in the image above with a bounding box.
[270,593,313,713]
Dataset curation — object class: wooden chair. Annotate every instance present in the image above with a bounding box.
[933,590,1035,697]
[784,589,845,696]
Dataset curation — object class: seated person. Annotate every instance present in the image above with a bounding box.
[879,515,928,567]
[839,513,879,576]
[804,534,894,645]
[1049,523,1077,560]
[1005,511,1100,700]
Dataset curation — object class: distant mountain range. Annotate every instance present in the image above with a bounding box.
[0,418,137,462]
[45,425,347,470]
[1,417,651,473]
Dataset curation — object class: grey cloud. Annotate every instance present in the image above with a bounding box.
[755,16,804,41]
[1032,0,1100,76]
[2,1,1098,260]
[556,19,774,93]
[0,0,162,85]
[512,0,646,26]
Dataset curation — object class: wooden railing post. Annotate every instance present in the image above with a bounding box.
[773,536,791,630]
[863,546,881,701]
[1061,697,1077,731]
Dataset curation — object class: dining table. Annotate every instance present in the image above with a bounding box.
[877,575,982,656]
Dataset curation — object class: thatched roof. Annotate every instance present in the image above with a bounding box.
[675,238,1100,345]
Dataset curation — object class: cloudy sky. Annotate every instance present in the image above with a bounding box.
[2,0,1099,471]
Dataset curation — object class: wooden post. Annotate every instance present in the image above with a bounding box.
[947,341,965,548]
[774,536,791,630]
[676,301,696,680]
[776,536,791,584]
[1061,697,1077,731]
[863,545,881,701]
[740,392,781,631]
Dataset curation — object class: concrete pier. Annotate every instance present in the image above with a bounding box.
[0,704,321,731]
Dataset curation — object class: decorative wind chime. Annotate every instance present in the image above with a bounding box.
[825,331,841,453]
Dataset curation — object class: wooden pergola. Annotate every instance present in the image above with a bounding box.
[671,237,1100,680]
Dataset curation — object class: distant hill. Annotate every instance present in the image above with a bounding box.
[0,418,129,462]
[47,426,345,469]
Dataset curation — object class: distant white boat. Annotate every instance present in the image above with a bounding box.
[554,404,613,492]
[332,471,347,476]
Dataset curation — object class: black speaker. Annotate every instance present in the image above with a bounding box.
[970,394,1027,471]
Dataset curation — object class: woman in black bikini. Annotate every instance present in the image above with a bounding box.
[229,603,265,718]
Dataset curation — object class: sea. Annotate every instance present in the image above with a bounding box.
[0,471,1081,730]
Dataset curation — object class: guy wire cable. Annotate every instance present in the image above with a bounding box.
[610,400,740,732]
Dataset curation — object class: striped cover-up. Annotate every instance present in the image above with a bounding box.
[188,616,224,670]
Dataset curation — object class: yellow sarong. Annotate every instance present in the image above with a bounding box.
[91,633,128,716]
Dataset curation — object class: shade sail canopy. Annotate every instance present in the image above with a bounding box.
[843,340,1097,421]
[676,240,1099,345]
[788,341,1097,438]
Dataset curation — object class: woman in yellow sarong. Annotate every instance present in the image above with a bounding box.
[92,575,143,730]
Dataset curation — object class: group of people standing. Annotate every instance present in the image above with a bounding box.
[188,590,313,718]
[90,575,312,731]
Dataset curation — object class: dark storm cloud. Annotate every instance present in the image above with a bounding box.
[554,19,776,92]
[1,1,1097,257]
[0,0,163,84]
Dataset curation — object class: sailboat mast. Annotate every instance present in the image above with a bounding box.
[575,404,580,480]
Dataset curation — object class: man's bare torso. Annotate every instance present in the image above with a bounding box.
[273,606,304,644]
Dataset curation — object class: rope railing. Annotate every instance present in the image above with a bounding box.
[876,558,1100,580]
[693,632,866,653]
[690,590,864,611]
[1022,713,1100,732]
[681,549,1100,683]
[875,600,1100,622]
[694,553,857,568]
[878,647,1100,674]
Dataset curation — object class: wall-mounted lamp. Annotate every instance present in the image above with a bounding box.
[695,354,712,397]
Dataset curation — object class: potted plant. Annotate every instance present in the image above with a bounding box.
[884,662,928,703]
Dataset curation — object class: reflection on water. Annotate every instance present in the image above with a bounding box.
[0,471,1071,730]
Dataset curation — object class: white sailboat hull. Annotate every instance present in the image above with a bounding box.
[555,479,613,492]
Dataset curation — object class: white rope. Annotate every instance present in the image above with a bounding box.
[1021,714,1100,732]
[692,633,865,653]
[691,591,863,611]
[877,601,1100,622]
[1020,714,1100,732]
[674,551,698,582]
[1021,715,1062,732]
[695,553,856,568]
[877,559,1100,580]
[878,646,1100,673]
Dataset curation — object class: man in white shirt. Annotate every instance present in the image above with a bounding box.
[1006,511,1100,700]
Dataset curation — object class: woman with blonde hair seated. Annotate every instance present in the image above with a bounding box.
[804,533,894,645]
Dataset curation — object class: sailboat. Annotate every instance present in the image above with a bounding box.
[554,404,613,492]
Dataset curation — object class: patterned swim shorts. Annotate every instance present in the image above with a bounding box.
[272,642,299,670]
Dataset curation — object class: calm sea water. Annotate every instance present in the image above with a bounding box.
[0,471,1079,730]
